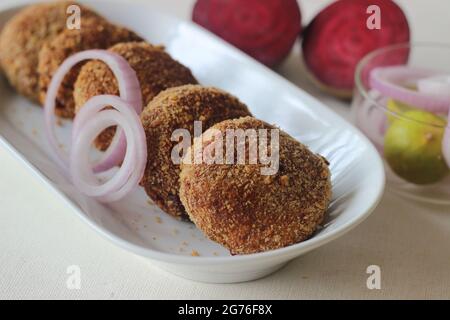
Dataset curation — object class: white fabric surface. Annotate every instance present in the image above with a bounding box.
[1,0,449,299]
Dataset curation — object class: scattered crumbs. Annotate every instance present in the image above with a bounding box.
[188,225,195,230]
[190,232,197,238]
[143,225,148,229]
[182,241,188,247]
[58,143,65,150]
[147,199,154,206]
[302,276,309,280]
[155,216,162,224]
[213,252,219,256]
[31,128,38,136]
[191,250,200,257]
[172,228,179,235]
[179,247,185,252]
[56,118,64,127]
[152,236,157,241]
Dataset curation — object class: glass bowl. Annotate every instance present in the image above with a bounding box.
[352,43,450,204]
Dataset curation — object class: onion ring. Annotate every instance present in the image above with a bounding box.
[370,66,450,113]
[439,106,450,168]
[355,90,387,153]
[417,75,450,168]
[44,49,142,171]
[70,95,147,202]
[417,75,450,97]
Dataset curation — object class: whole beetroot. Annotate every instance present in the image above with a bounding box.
[193,0,302,67]
[302,0,410,98]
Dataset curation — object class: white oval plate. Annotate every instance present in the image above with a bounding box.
[0,1,385,283]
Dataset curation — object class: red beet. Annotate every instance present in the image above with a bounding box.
[302,0,410,98]
[192,0,302,67]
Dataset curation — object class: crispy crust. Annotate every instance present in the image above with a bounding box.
[38,18,142,118]
[0,1,103,102]
[140,85,252,218]
[74,41,198,150]
[179,116,332,255]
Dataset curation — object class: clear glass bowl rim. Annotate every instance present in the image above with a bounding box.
[354,42,450,129]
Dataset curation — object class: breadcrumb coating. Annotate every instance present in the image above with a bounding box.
[38,18,142,118]
[179,117,332,255]
[0,1,103,102]
[74,41,198,150]
[140,85,252,218]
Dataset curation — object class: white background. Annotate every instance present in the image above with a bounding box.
[1,0,450,299]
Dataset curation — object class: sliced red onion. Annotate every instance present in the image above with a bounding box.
[355,90,387,154]
[70,95,147,203]
[418,76,450,168]
[370,66,450,114]
[44,49,142,171]
[92,134,127,173]
[442,106,450,168]
[417,75,450,97]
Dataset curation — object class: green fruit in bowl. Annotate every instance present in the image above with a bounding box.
[386,99,414,123]
[384,110,449,185]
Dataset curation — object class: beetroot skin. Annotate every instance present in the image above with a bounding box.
[302,0,410,97]
[193,0,302,67]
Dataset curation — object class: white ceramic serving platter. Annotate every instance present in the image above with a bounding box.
[0,0,385,283]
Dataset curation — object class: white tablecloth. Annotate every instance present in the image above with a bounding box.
[1,0,449,299]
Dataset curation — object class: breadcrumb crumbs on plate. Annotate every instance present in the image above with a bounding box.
[191,250,200,257]
[155,216,162,224]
